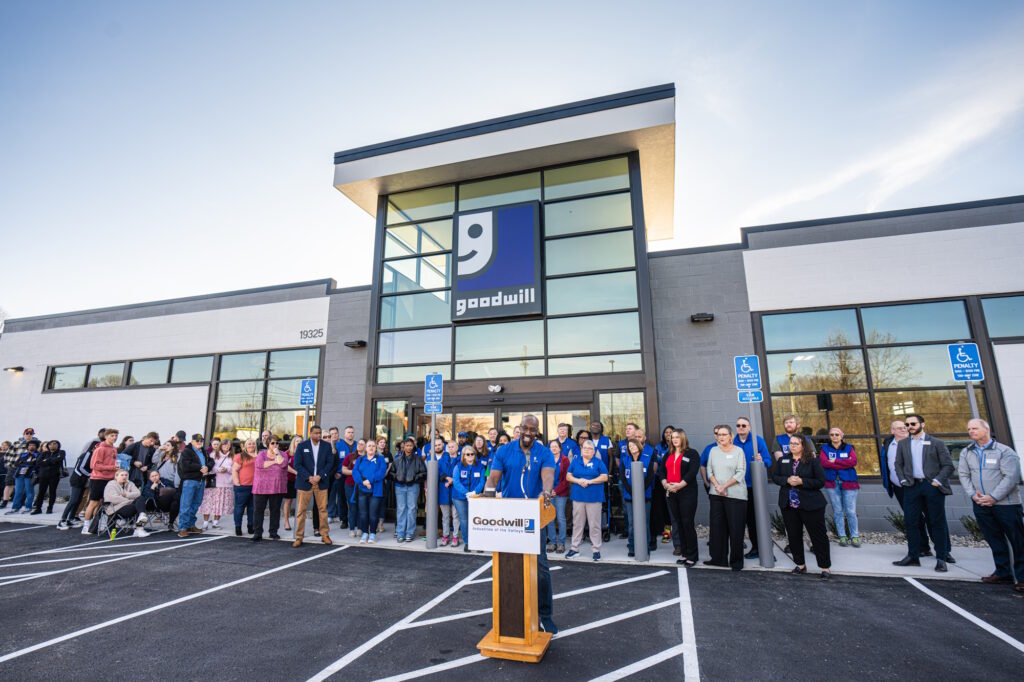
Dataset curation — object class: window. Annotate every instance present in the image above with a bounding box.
[873,388,987,434]
[374,400,409,442]
[86,363,124,388]
[544,158,629,200]
[455,320,544,361]
[378,328,451,365]
[867,344,961,388]
[549,353,641,376]
[765,350,867,392]
[983,295,1024,338]
[861,301,969,344]
[50,365,86,390]
[129,359,170,385]
[386,186,455,225]
[456,359,544,380]
[762,309,859,351]
[219,353,267,381]
[170,356,213,383]
[382,254,450,294]
[216,381,264,411]
[268,348,319,378]
[546,271,637,315]
[598,391,646,442]
[544,192,632,237]
[458,172,540,211]
[545,230,635,276]
[380,291,450,330]
[378,364,450,384]
[384,219,452,259]
[212,412,262,443]
[548,312,640,356]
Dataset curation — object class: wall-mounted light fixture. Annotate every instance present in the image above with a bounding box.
[690,313,714,323]
[343,340,367,348]
[4,366,24,373]
[487,384,503,394]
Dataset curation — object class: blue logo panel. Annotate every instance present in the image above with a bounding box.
[452,201,543,321]
[947,343,984,382]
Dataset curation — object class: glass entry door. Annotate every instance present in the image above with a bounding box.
[413,404,592,446]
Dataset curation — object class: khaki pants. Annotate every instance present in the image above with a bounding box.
[571,501,603,552]
[295,486,330,542]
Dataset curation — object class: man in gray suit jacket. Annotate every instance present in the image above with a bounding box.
[892,414,955,571]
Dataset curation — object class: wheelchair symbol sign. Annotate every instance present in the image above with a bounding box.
[424,373,444,403]
[734,355,761,390]
[947,343,983,382]
[299,379,316,406]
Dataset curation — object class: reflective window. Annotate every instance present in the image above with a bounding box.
[545,230,635,276]
[266,379,303,409]
[378,327,452,365]
[544,192,632,237]
[129,359,169,385]
[268,348,320,378]
[544,158,629,200]
[770,393,875,438]
[873,388,986,435]
[219,352,266,381]
[548,312,640,355]
[982,296,1024,338]
[546,271,637,315]
[212,411,262,443]
[454,412,496,437]
[374,400,409,442]
[171,356,213,383]
[844,439,880,477]
[216,381,265,411]
[862,301,969,344]
[384,219,452,259]
[455,359,544,380]
[766,350,867,392]
[377,364,451,384]
[382,254,450,294]
[762,309,859,351]
[546,409,592,442]
[380,291,450,330]
[386,185,455,225]
[87,363,124,388]
[50,365,86,390]
[548,353,642,376]
[868,344,960,388]
[264,410,312,440]
[458,172,540,211]
[455,320,544,361]
[598,391,646,442]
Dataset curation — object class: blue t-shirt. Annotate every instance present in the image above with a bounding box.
[558,437,581,460]
[491,439,555,499]
[568,457,608,503]
[592,436,613,469]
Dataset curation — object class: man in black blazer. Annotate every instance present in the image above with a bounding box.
[292,425,337,547]
[892,414,954,571]
[879,421,934,556]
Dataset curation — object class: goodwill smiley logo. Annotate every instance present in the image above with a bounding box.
[451,202,543,321]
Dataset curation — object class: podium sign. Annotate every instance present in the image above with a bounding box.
[467,497,542,554]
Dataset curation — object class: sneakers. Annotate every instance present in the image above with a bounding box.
[396,537,405,543]
[212,519,220,528]
[30,509,42,515]
[452,536,460,547]
[68,518,82,528]
[593,552,601,561]
[350,529,358,538]
[851,537,861,548]
[81,524,92,535]
[360,533,369,544]
[3,509,19,515]
[440,535,450,547]
[137,514,148,526]
[565,549,580,559]
[555,544,565,554]
[133,527,150,538]
[56,521,69,530]
[838,537,849,547]
[202,520,210,530]
[546,542,556,552]
[369,534,376,544]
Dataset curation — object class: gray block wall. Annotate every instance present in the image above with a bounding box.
[321,288,372,434]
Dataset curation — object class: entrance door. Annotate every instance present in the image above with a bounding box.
[412,404,592,446]
[545,405,592,441]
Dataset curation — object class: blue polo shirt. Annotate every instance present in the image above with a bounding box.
[733,434,771,487]
[592,435,613,469]
[558,437,581,459]
[491,439,555,498]
[568,457,608,503]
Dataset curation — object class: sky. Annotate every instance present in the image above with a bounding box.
[2,1,1023,320]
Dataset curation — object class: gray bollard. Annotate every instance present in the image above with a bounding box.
[425,458,438,549]
[630,460,649,562]
[750,461,775,568]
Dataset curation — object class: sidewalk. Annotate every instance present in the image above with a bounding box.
[4,509,996,582]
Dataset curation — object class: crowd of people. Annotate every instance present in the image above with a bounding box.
[1,412,1020,592]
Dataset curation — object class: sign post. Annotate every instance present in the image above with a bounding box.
[734,356,774,569]
[299,378,316,439]
[947,342,983,420]
[424,373,444,549]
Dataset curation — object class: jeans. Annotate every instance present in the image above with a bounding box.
[395,483,419,540]
[12,475,35,510]
[344,483,356,524]
[453,498,469,545]
[233,485,254,531]
[328,477,343,521]
[903,481,950,560]
[552,496,568,545]
[60,484,86,523]
[974,502,1024,582]
[178,480,204,531]
[825,486,859,538]
[357,491,382,535]
[623,498,651,554]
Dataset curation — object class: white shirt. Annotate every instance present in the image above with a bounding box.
[310,440,321,476]
[910,433,926,479]
[887,439,902,488]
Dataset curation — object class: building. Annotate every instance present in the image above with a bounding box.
[3,84,1022,531]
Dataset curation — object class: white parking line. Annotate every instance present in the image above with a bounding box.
[0,531,171,562]
[464,564,561,585]
[0,525,46,534]
[0,544,348,664]
[0,552,150,569]
[905,577,1024,653]
[588,643,687,681]
[677,567,700,680]
[306,560,493,682]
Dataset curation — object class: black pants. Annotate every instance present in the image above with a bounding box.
[782,505,831,569]
[650,482,669,545]
[709,496,746,569]
[903,481,950,561]
[666,489,698,562]
[60,484,87,523]
[745,487,761,553]
[312,492,322,531]
[110,497,147,521]
[144,489,179,526]
[893,485,932,552]
[34,474,61,511]
[254,493,282,538]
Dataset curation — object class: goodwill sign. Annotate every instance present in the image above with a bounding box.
[467,497,542,554]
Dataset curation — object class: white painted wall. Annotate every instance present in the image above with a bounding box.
[743,222,1024,311]
[993,343,1024,447]
[0,297,329,457]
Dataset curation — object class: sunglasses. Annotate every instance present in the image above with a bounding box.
[735,424,748,428]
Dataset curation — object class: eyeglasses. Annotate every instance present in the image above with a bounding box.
[735,424,748,428]
[270,441,280,445]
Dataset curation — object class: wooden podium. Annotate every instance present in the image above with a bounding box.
[475,497,556,663]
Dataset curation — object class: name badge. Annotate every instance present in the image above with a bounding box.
[922,441,931,445]
[839,453,849,459]
[725,454,735,460]
[781,459,791,464]
[985,458,998,465]
[682,457,690,463]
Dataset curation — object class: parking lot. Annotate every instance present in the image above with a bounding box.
[0,520,1021,680]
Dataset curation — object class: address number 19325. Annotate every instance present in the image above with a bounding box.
[299,328,324,339]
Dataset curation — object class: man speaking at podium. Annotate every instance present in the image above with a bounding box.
[482,414,558,634]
